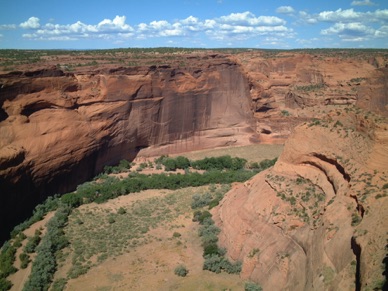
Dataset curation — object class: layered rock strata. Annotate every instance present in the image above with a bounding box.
[0,57,254,240]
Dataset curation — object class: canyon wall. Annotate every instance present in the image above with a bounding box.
[214,97,388,290]
[0,56,254,240]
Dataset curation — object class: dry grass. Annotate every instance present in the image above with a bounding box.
[61,185,246,290]
[170,144,284,163]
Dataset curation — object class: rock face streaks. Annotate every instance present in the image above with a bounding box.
[0,57,255,240]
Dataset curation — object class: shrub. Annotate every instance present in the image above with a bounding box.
[203,254,241,274]
[172,232,181,238]
[0,278,12,291]
[351,213,361,226]
[175,156,190,169]
[0,241,17,287]
[192,210,212,224]
[174,265,189,277]
[24,230,42,253]
[51,278,67,291]
[117,207,126,215]
[61,193,82,208]
[203,243,222,256]
[207,199,220,209]
[198,224,220,238]
[191,193,213,209]
[118,159,131,170]
[163,158,177,171]
[191,155,247,171]
[245,281,263,291]
[19,252,30,269]
[193,197,242,275]
[281,110,290,116]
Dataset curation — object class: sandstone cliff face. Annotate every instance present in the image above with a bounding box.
[214,109,388,290]
[0,56,255,240]
[234,51,388,143]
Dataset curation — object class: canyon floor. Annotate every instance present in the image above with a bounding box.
[8,144,283,291]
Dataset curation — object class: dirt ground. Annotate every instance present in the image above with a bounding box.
[63,188,246,291]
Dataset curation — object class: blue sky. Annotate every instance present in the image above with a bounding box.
[0,0,387,49]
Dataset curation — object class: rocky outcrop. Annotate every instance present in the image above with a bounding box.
[235,51,388,145]
[0,56,255,241]
[214,109,388,290]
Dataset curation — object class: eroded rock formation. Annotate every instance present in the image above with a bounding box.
[214,108,388,290]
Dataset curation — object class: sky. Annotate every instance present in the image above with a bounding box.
[0,0,387,49]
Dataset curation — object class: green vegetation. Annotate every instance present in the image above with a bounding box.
[0,242,17,290]
[351,213,362,226]
[59,155,276,207]
[192,192,242,275]
[248,248,260,258]
[281,110,290,116]
[51,278,67,291]
[22,206,70,291]
[1,154,278,290]
[267,174,327,227]
[350,77,367,83]
[295,83,326,92]
[174,265,189,277]
[103,159,132,174]
[245,281,263,291]
[308,118,322,127]
[155,155,191,171]
[10,196,60,239]
[191,155,247,171]
[64,186,206,280]
[24,229,42,253]
[19,252,30,269]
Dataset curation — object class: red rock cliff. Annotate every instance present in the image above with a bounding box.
[0,56,255,239]
[214,108,388,290]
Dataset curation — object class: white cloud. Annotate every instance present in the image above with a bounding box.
[298,11,318,24]
[97,16,133,31]
[0,24,17,30]
[317,9,363,22]
[5,11,294,45]
[20,17,40,29]
[374,9,388,22]
[218,11,286,26]
[374,25,388,38]
[300,8,388,23]
[321,22,376,41]
[276,6,295,15]
[21,15,134,41]
[351,0,377,6]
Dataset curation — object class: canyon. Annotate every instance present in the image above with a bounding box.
[0,49,387,290]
